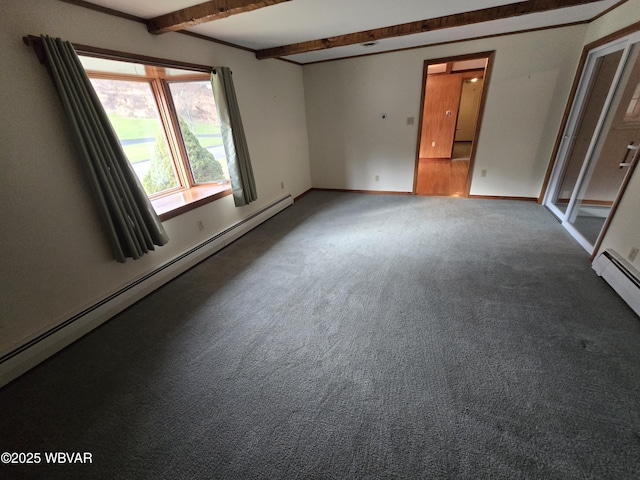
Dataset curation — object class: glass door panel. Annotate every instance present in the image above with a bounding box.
[569,43,640,245]
[550,50,623,214]
[544,31,640,254]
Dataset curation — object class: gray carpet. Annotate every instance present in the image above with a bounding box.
[572,215,607,245]
[1,191,639,479]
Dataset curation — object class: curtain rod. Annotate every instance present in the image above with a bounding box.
[23,34,215,73]
[23,35,46,64]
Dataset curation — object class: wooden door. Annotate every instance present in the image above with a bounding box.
[419,74,463,158]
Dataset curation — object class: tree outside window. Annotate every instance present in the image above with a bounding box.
[83,58,230,199]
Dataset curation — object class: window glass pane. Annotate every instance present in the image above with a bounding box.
[89,78,180,195]
[168,81,229,184]
[80,56,147,76]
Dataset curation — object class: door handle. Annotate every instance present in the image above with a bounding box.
[620,143,639,168]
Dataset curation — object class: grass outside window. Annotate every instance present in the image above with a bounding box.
[79,55,231,219]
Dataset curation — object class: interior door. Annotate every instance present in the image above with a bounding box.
[544,33,640,253]
[419,74,462,158]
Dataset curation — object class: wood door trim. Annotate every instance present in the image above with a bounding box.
[591,151,639,261]
[413,50,495,197]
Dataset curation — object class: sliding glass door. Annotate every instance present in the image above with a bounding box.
[545,32,640,253]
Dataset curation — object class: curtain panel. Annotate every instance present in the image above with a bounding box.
[39,36,169,263]
[211,68,258,207]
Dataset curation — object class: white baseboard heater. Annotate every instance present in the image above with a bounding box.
[592,249,640,317]
[0,194,293,388]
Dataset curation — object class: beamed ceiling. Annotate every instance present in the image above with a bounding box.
[63,0,626,64]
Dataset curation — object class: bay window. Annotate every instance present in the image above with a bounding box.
[79,55,231,220]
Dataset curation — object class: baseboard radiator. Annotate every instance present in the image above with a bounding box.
[0,194,293,388]
[592,249,640,317]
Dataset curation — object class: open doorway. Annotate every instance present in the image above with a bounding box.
[414,52,493,197]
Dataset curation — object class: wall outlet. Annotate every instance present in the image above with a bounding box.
[197,220,204,231]
[407,117,415,125]
[375,175,379,182]
[280,181,284,189]
[629,247,639,262]
[481,169,487,177]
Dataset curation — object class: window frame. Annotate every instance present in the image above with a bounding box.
[77,46,232,221]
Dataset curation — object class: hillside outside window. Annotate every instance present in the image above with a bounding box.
[79,56,231,218]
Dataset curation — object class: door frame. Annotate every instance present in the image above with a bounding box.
[541,26,640,259]
[413,50,495,196]
[540,20,640,203]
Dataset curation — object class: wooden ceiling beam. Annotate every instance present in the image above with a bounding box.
[147,0,291,35]
[255,0,605,59]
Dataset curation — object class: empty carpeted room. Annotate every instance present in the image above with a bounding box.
[1,1,640,479]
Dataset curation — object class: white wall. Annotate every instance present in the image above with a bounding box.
[583,0,640,46]
[303,26,588,197]
[303,54,421,192]
[0,0,311,356]
[598,170,640,270]
[590,0,640,270]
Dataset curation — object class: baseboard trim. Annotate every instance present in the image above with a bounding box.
[310,188,413,195]
[294,188,313,202]
[305,189,537,201]
[0,194,293,388]
[468,195,538,202]
[593,249,640,317]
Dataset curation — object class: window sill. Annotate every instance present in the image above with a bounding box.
[152,184,232,222]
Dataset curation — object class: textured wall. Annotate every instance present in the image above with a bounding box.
[303,26,588,197]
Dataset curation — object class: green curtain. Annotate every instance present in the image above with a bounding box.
[40,36,169,263]
[211,68,257,207]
